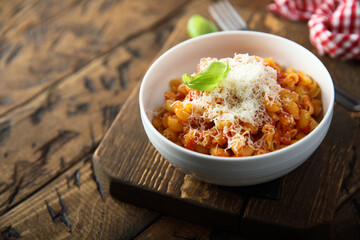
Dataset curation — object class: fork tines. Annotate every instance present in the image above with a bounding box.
[208,0,248,31]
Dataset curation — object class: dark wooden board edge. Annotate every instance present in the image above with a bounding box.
[221,178,282,200]
[241,217,329,240]
[108,178,243,235]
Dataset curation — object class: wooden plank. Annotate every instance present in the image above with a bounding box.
[0,0,189,116]
[134,216,246,240]
[0,45,129,214]
[0,155,161,239]
[0,0,82,38]
[337,112,360,207]
[331,191,360,240]
[0,14,179,214]
[330,111,360,239]
[94,0,360,238]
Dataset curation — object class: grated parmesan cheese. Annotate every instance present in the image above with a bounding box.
[182,54,282,149]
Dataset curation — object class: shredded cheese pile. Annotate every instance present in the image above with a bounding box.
[183,54,282,149]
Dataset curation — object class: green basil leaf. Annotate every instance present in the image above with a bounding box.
[203,61,226,74]
[181,73,193,85]
[187,14,218,38]
[186,73,221,91]
[224,60,230,77]
[182,60,230,91]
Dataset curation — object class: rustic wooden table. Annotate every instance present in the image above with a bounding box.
[0,0,359,239]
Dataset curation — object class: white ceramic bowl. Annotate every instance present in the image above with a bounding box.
[139,31,334,186]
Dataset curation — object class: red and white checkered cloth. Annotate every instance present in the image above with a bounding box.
[268,0,360,60]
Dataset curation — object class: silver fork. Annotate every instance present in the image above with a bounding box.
[208,0,360,111]
[208,0,247,31]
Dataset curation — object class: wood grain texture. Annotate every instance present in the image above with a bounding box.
[330,111,360,239]
[0,46,130,214]
[0,155,160,239]
[0,0,359,239]
[331,191,360,240]
[0,2,181,214]
[0,0,82,38]
[0,0,189,116]
[94,0,360,238]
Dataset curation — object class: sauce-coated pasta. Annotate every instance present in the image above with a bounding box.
[152,54,322,157]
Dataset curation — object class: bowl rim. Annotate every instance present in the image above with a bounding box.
[139,31,334,163]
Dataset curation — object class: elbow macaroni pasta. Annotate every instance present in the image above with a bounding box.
[152,57,323,157]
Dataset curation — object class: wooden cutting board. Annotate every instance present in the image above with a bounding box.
[93,1,356,239]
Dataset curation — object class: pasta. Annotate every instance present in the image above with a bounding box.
[152,54,322,157]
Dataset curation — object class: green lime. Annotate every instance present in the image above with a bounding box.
[187,14,218,38]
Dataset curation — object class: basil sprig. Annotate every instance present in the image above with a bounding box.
[182,60,230,91]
